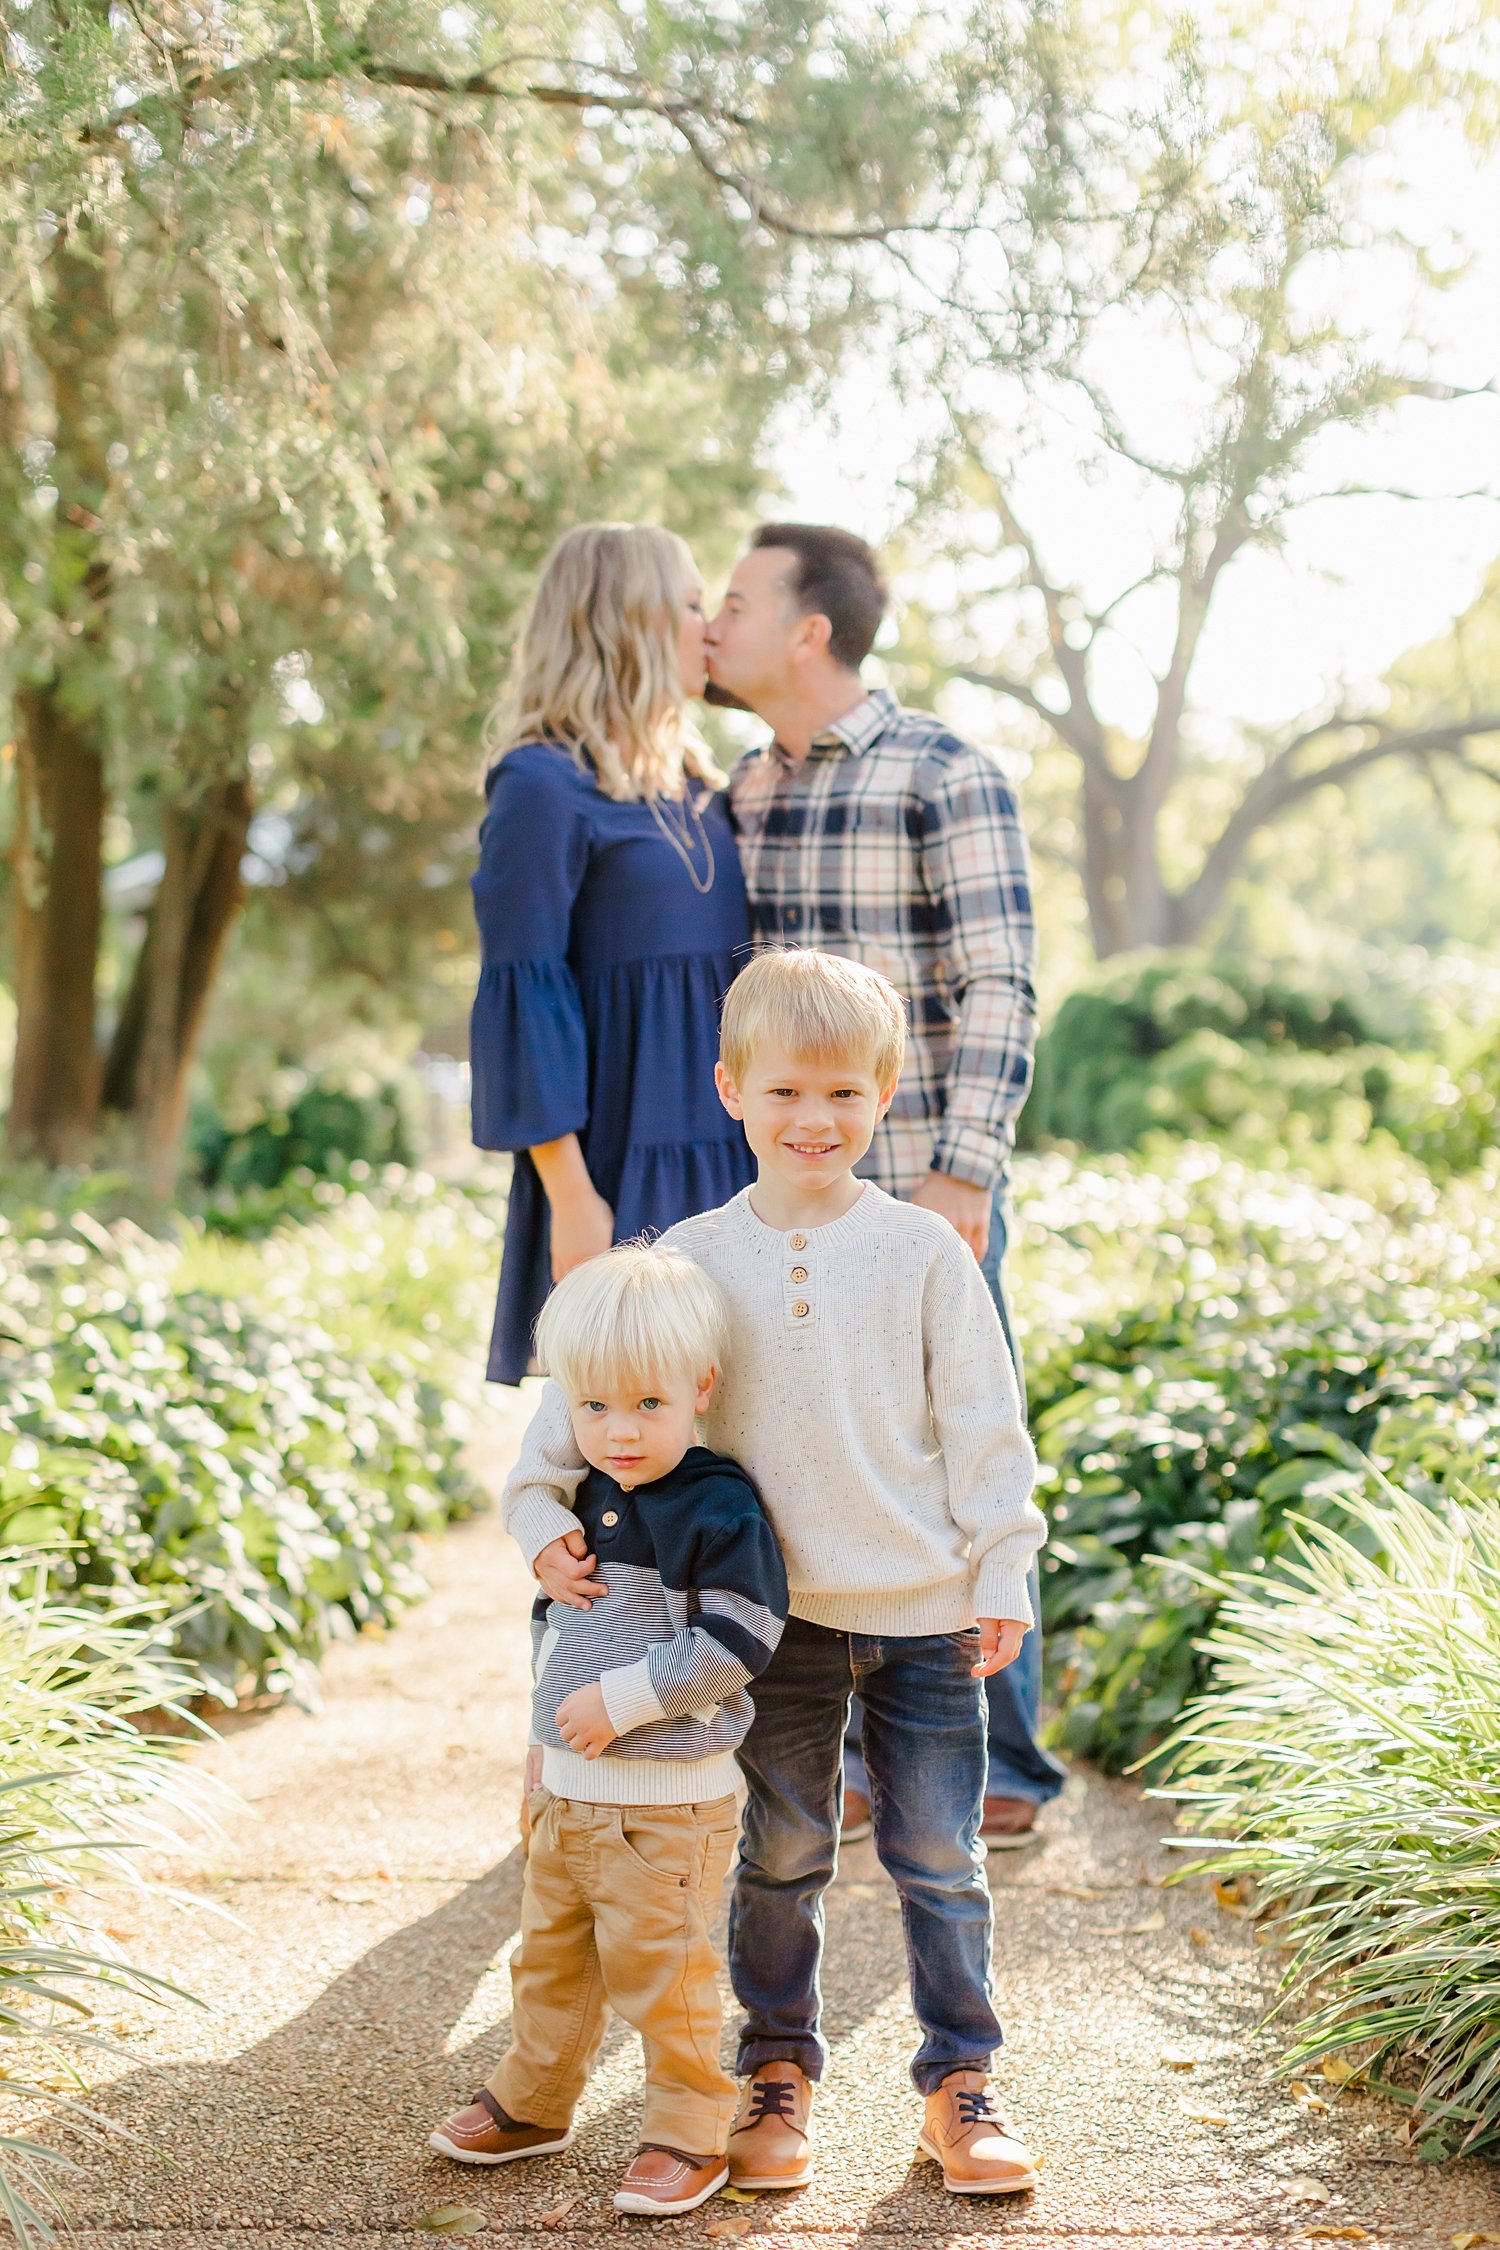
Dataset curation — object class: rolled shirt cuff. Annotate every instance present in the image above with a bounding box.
[508,1490,585,1571]
[929,1119,1009,1195]
[599,1656,669,1737]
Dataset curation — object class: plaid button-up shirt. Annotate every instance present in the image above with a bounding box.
[728,687,1038,1198]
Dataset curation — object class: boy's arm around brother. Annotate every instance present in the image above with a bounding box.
[504,1189,1047,1658]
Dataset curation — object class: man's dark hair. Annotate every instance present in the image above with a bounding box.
[752,523,888,672]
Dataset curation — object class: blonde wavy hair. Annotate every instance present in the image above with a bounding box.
[484,523,724,802]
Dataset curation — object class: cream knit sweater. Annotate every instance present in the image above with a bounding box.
[504,1184,1046,1637]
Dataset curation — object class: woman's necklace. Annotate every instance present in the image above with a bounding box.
[647,787,716,895]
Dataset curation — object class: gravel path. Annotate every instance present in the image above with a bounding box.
[51,1391,1500,2248]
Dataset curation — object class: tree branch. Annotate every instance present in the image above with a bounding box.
[90,48,937,246]
[1172,714,1500,942]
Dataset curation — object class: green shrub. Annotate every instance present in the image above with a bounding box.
[0,1194,486,1702]
[0,1572,214,2244]
[1010,1150,1500,1770]
[1020,952,1500,1173]
[192,1073,413,1194]
[1156,1481,1500,2157]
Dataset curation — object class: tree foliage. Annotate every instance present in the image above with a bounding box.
[1,0,996,1175]
[888,1,1500,956]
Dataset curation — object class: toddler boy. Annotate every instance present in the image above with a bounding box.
[431,1245,787,2215]
[507,949,1047,2197]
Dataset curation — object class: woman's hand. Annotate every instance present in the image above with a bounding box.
[547,1181,615,1279]
[529,1134,614,1280]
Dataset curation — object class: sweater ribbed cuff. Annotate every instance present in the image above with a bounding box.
[974,1561,1034,1631]
[599,1656,668,1738]
[508,1490,583,1571]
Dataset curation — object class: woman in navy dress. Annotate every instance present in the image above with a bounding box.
[470,523,753,1383]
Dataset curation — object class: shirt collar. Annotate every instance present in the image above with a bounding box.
[773,685,898,766]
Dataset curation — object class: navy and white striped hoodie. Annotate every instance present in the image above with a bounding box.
[530,1445,787,1806]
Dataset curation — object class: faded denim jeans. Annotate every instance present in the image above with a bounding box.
[731,1617,1001,2093]
[846,1189,1066,1808]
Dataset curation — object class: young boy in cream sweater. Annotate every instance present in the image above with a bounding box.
[505,949,1047,2199]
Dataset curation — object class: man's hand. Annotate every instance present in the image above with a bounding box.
[972,1618,1027,1678]
[536,1528,607,1610]
[911,1171,991,1260]
[554,1682,618,1760]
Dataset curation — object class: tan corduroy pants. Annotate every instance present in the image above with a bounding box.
[486,1787,741,2156]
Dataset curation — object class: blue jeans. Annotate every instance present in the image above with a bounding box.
[845,1191,1066,1807]
[731,1616,1001,2093]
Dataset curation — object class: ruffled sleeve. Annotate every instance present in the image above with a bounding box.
[468,746,592,1153]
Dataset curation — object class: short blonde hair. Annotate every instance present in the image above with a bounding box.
[485,523,723,803]
[720,948,907,1089]
[535,1242,729,1397]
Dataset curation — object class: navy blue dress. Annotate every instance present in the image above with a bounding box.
[470,742,754,1384]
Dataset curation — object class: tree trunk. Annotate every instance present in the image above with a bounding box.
[6,208,117,1161]
[5,685,106,1162]
[102,777,254,1194]
[1080,767,1176,956]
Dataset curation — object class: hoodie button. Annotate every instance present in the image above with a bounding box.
[790,1265,808,1283]
[789,1233,807,1251]
[792,1301,809,1319]
[601,1510,619,1527]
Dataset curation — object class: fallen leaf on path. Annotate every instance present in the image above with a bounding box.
[1188,1926,1212,1946]
[329,1888,378,1905]
[1303,2227,1368,2241]
[1321,2057,1363,2086]
[1099,1909,1165,1935]
[1291,2081,1330,2112]
[538,2190,583,2227]
[705,2216,755,2239]
[1214,1873,1253,1913]
[1283,2177,1332,2205]
[415,2206,485,2236]
[718,2187,758,2204]
[1451,2235,1500,2248]
[1160,2048,1197,2071]
[1180,2104,1230,2125]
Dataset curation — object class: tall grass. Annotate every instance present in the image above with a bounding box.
[0,1571,215,2243]
[1157,1481,1500,2155]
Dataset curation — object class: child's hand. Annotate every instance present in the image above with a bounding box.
[554,1683,618,1760]
[972,1618,1027,1677]
[536,1528,607,1610]
[519,1744,543,1850]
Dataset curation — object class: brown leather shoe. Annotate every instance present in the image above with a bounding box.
[429,2089,573,2165]
[918,2071,1038,2194]
[727,2060,815,2190]
[979,1795,1039,1851]
[840,1786,873,1844]
[613,2145,728,2214]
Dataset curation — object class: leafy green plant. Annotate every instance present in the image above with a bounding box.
[0,1194,486,1702]
[1155,1480,1500,2157]
[0,1570,215,2243]
[1010,1150,1500,1769]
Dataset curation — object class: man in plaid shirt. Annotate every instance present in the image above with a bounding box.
[706,523,1065,1841]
